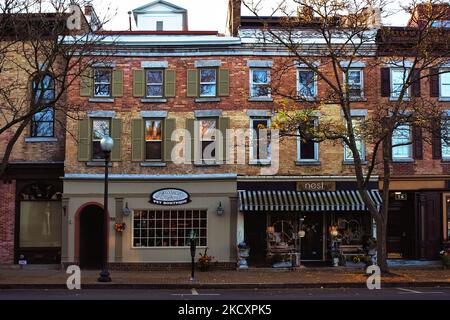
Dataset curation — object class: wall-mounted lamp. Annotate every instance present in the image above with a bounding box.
[216,202,225,216]
[122,202,131,217]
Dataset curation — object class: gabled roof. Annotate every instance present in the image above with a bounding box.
[132,0,187,14]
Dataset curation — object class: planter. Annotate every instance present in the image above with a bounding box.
[442,255,450,269]
[332,257,339,267]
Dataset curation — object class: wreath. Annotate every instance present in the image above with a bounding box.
[114,222,126,232]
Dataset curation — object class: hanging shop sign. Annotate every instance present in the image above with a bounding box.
[149,188,191,205]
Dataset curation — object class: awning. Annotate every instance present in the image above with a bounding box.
[238,189,382,212]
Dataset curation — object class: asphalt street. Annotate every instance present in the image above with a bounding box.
[0,287,449,300]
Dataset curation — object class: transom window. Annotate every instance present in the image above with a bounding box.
[31,74,55,137]
[297,69,317,98]
[93,68,112,97]
[392,124,412,159]
[250,118,271,162]
[133,210,207,247]
[297,119,318,161]
[146,70,164,97]
[250,69,270,97]
[344,117,365,161]
[199,69,217,97]
[145,119,163,161]
[440,69,450,98]
[199,119,217,162]
[391,68,410,98]
[91,118,110,160]
[345,69,364,98]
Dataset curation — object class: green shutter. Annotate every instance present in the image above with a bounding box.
[186,69,198,97]
[218,117,230,163]
[185,118,196,162]
[164,70,176,97]
[131,118,144,161]
[77,118,91,161]
[133,69,145,97]
[110,118,122,161]
[80,68,93,97]
[163,119,176,162]
[218,69,229,96]
[112,70,124,97]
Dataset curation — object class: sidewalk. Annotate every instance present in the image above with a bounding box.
[0,266,448,289]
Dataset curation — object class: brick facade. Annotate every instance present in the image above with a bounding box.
[0,181,15,264]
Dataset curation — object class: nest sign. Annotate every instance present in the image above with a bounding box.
[150,188,191,205]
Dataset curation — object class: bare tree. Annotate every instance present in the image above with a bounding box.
[242,0,450,271]
[0,0,116,177]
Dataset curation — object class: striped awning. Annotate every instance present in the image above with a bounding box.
[238,189,382,212]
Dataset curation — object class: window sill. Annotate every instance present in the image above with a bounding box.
[295,97,317,102]
[141,98,167,103]
[193,161,221,167]
[439,97,450,102]
[389,97,410,102]
[342,160,368,165]
[249,160,271,166]
[89,97,115,103]
[194,97,221,103]
[248,97,273,102]
[86,161,112,167]
[295,160,321,166]
[140,162,166,167]
[24,137,57,143]
[348,97,367,102]
[392,158,415,163]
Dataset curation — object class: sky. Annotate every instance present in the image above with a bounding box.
[91,0,412,33]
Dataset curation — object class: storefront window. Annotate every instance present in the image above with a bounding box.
[133,210,207,247]
[19,201,61,247]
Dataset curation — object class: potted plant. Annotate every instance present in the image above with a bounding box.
[198,247,214,271]
[237,241,250,269]
[114,222,126,232]
[439,241,450,269]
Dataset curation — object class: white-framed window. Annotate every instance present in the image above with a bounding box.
[297,119,319,161]
[442,120,450,159]
[392,124,412,160]
[297,69,317,98]
[132,209,207,248]
[391,68,410,99]
[146,69,164,97]
[250,68,270,97]
[432,20,450,28]
[250,118,271,163]
[344,117,365,161]
[199,68,217,97]
[344,69,364,98]
[91,118,110,160]
[199,118,217,162]
[145,119,163,161]
[93,68,112,97]
[156,21,164,31]
[440,68,450,98]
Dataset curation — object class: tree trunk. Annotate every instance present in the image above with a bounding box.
[376,217,389,273]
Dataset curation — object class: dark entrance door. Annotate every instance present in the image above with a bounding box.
[300,214,323,260]
[387,193,415,259]
[79,205,104,269]
[244,213,267,266]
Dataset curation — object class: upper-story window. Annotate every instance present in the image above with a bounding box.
[199,69,217,97]
[391,68,410,99]
[146,70,164,98]
[440,69,450,99]
[392,124,412,160]
[145,119,163,161]
[297,69,317,99]
[250,69,270,97]
[93,68,112,97]
[199,119,217,162]
[250,118,271,163]
[297,119,319,162]
[344,69,364,99]
[92,118,110,160]
[344,117,365,162]
[432,20,450,28]
[156,21,164,31]
[31,74,55,137]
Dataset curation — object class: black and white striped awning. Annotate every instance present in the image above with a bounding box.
[238,189,382,212]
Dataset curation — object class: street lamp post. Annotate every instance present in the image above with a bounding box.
[297,217,305,267]
[98,136,114,283]
[189,230,197,281]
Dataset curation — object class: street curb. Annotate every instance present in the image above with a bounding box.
[0,282,449,290]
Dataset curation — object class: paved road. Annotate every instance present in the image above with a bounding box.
[0,287,449,300]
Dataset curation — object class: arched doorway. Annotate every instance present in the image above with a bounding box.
[79,205,105,269]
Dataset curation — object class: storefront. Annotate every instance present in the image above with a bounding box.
[238,178,381,267]
[61,173,238,269]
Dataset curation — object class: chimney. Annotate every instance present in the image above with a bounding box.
[227,0,241,37]
[362,6,382,29]
[84,4,101,31]
[84,5,93,16]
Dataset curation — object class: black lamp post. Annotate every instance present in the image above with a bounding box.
[189,230,197,281]
[98,136,113,283]
[297,217,305,268]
